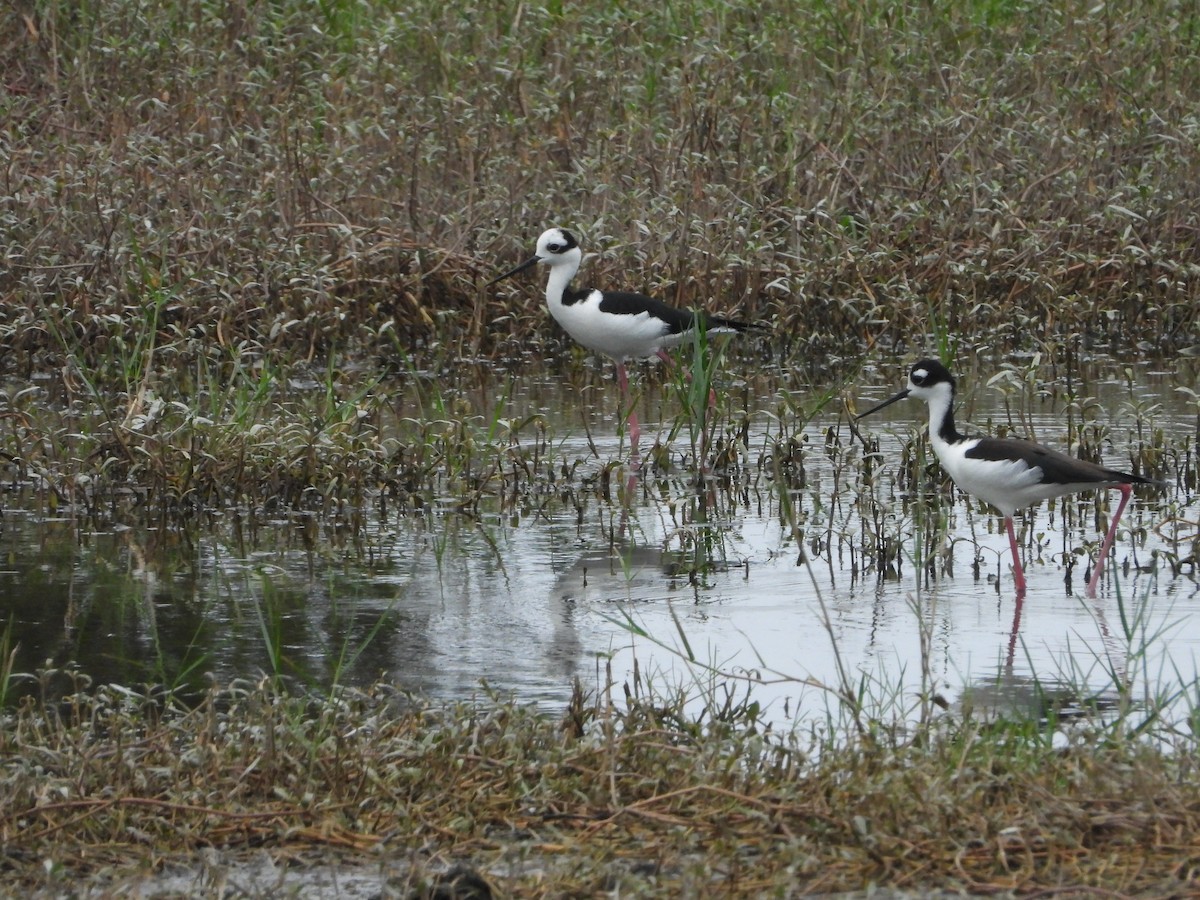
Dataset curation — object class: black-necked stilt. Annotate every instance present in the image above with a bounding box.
[857,359,1157,598]
[488,227,755,457]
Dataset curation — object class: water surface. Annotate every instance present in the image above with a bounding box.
[2,355,1197,728]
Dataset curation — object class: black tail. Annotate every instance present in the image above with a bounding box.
[704,313,765,334]
[1121,470,1168,488]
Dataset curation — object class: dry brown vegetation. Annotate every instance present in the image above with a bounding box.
[1,0,1197,519]
[3,0,1200,378]
[4,676,1200,897]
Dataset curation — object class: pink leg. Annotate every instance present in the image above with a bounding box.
[615,362,639,458]
[1086,484,1132,598]
[1005,516,1027,598]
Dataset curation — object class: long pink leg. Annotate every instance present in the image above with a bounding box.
[1005,516,1027,598]
[1087,484,1132,598]
[615,361,640,458]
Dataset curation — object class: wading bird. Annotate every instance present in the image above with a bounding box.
[857,359,1156,598]
[489,228,755,459]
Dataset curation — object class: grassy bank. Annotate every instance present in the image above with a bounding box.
[3,668,1199,896]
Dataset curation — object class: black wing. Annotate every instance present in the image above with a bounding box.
[967,437,1152,486]
[594,290,751,335]
[596,290,696,334]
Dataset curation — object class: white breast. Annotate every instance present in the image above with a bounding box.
[548,290,671,361]
[933,438,1047,516]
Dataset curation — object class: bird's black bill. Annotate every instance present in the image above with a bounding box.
[487,255,540,286]
[855,388,911,419]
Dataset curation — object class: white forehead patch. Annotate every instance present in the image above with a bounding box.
[540,228,571,254]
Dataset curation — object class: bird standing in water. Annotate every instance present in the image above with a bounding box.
[857,359,1157,597]
[489,228,755,459]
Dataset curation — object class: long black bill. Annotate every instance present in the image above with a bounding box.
[855,388,911,419]
[487,255,540,286]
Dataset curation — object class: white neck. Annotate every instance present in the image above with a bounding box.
[924,383,959,450]
[543,251,581,309]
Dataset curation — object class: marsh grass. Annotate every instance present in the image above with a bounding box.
[0,391,1193,895]
[6,0,1200,379]
[5,597,1200,896]
[5,0,1200,518]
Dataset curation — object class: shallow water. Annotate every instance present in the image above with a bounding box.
[2,354,1197,729]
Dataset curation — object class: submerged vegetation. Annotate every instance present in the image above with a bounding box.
[2,0,1200,894]
[3,0,1200,512]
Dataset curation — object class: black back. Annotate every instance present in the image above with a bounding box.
[595,290,696,332]
[554,288,751,335]
[967,436,1154,486]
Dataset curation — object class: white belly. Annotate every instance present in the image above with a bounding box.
[935,438,1048,516]
[549,295,671,361]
